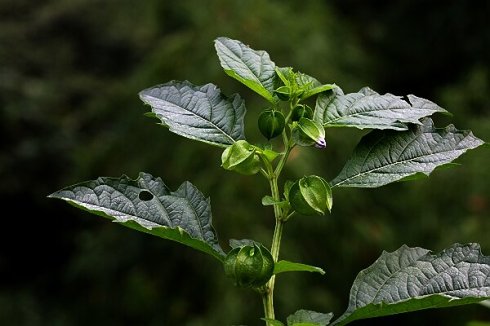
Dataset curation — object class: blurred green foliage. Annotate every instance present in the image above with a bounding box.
[1,0,488,325]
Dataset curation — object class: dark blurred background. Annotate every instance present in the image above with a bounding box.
[1,0,489,325]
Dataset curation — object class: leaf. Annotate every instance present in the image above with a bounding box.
[276,66,295,86]
[397,162,461,182]
[215,37,277,102]
[274,260,325,275]
[262,195,288,208]
[139,80,246,147]
[331,118,484,188]
[331,243,490,326]
[275,67,335,100]
[295,72,335,100]
[49,173,225,262]
[315,87,448,130]
[287,310,334,326]
[262,318,285,326]
[259,147,281,163]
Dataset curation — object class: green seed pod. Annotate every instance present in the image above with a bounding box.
[274,85,291,101]
[288,175,332,215]
[221,140,261,175]
[291,104,313,121]
[258,109,285,140]
[291,118,326,149]
[224,244,274,288]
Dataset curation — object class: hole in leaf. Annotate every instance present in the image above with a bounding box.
[402,94,411,104]
[139,190,153,201]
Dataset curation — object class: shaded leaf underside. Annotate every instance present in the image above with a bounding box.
[274,260,325,275]
[287,309,334,326]
[49,172,225,261]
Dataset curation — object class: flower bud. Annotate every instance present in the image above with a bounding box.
[221,140,261,175]
[288,175,332,215]
[258,109,285,140]
[224,243,274,288]
[291,104,313,122]
[292,118,326,149]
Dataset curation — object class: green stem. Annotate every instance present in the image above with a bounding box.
[263,217,284,324]
[262,139,292,325]
[262,283,275,323]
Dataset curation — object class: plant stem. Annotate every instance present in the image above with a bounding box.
[262,139,292,325]
[262,216,284,323]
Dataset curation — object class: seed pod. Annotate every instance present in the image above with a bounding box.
[288,175,332,215]
[291,118,326,148]
[224,243,274,288]
[221,140,261,175]
[274,86,291,101]
[258,109,285,140]
[291,104,313,121]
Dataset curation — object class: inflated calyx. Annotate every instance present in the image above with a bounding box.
[224,243,274,288]
[292,118,326,149]
[258,109,285,140]
[289,175,332,215]
[221,140,261,175]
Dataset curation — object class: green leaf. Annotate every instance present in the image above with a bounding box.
[315,87,448,130]
[274,260,325,275]
[261,195,288,207]
[275,66,295,86]
[262,318,285,326]
[139,80,246,147]
[287,310,334,326]
[275,67,335,100]
[331,118,484,188]
[49,173,225,262]
[295,72,335,100]
[260,147,281,163]
[215,37,277,102]
[331,243,490,326]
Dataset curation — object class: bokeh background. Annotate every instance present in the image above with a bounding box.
[1,0,489,325]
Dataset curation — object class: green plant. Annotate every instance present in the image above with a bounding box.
[49,37,490,325]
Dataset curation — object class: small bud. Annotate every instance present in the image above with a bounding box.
[224,243,274,288]
[221,140,261,175]
[288,175,332,215]
[291,104,313,122]
[258,109,285,140]
[292,118,326,149]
